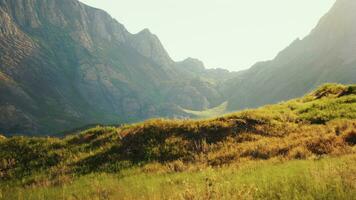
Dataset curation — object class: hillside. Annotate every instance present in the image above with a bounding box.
[223,0,356,111]
[0,0,231,135]
[2,155,355,199]
[0,84,355,198]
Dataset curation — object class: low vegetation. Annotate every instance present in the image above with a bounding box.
[0,83,355,199]
[1,155,355,200]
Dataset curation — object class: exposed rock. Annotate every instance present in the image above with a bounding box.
[0,0,230,135]
[129,28,174,69]
[0,104,38,134]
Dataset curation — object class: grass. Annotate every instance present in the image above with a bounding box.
[0,83,355,199]
[1,154,355,200]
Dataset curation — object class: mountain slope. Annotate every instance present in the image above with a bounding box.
[223,0,356,111]
[0,0,230,135]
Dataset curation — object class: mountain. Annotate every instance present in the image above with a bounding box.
[223,0,356,111]
[2,0,356,136]
[0,0,232,135]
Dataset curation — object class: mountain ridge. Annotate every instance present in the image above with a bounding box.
[0,0,232,135]
[1,0,356,135]
[223,0,356,111]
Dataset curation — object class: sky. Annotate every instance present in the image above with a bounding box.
[79,0,335,71]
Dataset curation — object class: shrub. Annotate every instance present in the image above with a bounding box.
[166,160,187,172]
[305,135,339,155]
[342,129,356,145]
[0,134,5,141]
[288,146,312,159]
[311,83,348,99]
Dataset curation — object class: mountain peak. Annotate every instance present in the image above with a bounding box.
[176,57,206,73]
[138,28,152,35]
[303,0,356,63]
[129,28,173,67]
[182,57,205,69]
[311,0,356,34]
[224,0,356,111]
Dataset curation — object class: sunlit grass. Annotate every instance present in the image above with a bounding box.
[1,154,355,200]
[0,84,355,199]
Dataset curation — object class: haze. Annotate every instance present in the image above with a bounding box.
[80,0,335,71]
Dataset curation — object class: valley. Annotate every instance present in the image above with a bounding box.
[0,0,355,199]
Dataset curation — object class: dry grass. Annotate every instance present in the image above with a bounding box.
[0,84,355,199]
[1,154,355,200]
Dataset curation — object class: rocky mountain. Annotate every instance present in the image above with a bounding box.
[0,0,231,135]
[223,0,356,111]
[2,0,356,136]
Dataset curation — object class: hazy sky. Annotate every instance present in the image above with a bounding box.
[80,0,335,71]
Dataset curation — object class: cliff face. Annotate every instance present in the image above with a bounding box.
[0,0,229,135]
[223,0,356,110]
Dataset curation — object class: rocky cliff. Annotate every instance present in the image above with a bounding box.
[0,0,231,135]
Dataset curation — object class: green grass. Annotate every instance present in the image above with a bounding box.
[182,101,228,118]
[0,83,355,199]
[1,154,355,200]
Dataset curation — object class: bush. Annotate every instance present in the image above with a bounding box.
[342,129,356,145]
[288,147,312,159]
[0,135,5,141]
[311,83,348,99]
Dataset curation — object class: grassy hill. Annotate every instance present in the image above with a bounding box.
[0,83,355,199]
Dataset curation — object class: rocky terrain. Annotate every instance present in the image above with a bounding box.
[0,0,356,136]
[0,0,231,135]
